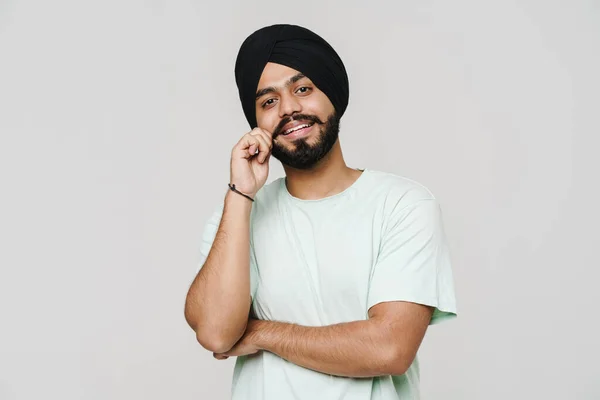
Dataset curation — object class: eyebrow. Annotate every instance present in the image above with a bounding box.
[255,73,307,100]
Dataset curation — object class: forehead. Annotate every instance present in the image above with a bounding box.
[257,62,309,89]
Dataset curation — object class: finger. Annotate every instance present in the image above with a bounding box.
[213,353,229,360]
[252,129,273,150]
[237,134,263,159]
[256,127,273,140]
[248,143,258,158]
[246,134,268,160]
[250,134,271,163]
[254,135,273,164]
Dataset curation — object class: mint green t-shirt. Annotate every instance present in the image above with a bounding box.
[197,168,457,400]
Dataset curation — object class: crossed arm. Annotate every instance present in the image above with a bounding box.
[213,300,434,378]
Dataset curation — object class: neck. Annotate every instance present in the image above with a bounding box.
[282,139,363,200]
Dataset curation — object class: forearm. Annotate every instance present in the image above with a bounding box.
[253,319,402,378]
[185,190,253,352]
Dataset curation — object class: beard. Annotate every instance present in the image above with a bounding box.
[270,112,340,170]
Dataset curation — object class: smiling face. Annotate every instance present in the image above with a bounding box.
[255,62,340,170]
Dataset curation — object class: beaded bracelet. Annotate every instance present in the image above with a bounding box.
[228,183,254,202]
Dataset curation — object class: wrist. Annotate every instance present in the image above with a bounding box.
[250,320,296,354]
[228,183,256,201]
[248,319,267,350]
[225,187,255,207]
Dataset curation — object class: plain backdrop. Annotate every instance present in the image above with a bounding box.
[1,0,599,399]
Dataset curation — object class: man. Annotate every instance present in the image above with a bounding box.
[184,24,457,399]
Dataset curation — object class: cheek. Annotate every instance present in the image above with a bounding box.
[307,96,333,118]
[255,109,266,125]
[320,98,335,115]
[256,111,278,132]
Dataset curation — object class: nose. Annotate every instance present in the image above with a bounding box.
[278,93,302,118]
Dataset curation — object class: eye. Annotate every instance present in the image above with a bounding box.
[296,86,311,94]
[261,98,276,109]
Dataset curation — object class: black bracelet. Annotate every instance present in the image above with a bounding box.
[228,183,254,202]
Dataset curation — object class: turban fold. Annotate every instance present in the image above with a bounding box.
[234,24,349,128]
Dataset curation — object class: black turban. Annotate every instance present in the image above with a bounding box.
[234,24,349,128]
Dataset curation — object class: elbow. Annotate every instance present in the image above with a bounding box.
[184,297,231,352]
[184,294,248,353]
[193,319,247,353]
[185,317,244,353]
[382,346,413,376]
[195,331,235,354]
[184,309,233,353]
[386,360,410,377]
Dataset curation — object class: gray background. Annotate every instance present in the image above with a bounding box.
[1,0,599,399]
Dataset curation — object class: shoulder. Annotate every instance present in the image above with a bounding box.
[365,169,437,209]
[365,170,444,235]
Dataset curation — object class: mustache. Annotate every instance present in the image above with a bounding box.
[273,114,324,138]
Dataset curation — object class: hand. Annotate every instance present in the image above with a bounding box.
[230,128,273,198]
[213,319,262,360]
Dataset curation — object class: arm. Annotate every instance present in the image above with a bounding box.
[219,301,434,378]
[184,189,254,353]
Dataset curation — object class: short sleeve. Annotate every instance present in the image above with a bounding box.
[367,198,457,325]
[195,202,259,301]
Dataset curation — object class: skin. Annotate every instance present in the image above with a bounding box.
[214,302,434,378]
[210,62,435,378]
[255,62,363,200]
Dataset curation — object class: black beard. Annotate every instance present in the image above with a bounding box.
[270,112,340,170]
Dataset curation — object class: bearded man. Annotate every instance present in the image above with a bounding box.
[184,24,458,400]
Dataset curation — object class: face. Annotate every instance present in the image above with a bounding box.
[255,62,340,170]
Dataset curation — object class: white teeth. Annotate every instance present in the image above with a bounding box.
[284,123,312,135]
